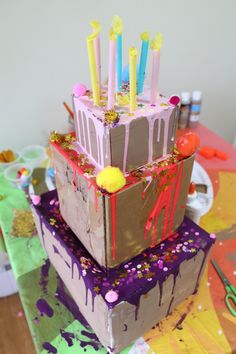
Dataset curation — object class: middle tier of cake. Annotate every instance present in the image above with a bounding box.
[51,138,194,268]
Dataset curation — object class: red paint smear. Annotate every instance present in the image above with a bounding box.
[144,161,184,247]
[51,142,97,190]
[110,194,117,260]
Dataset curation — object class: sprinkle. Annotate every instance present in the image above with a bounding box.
[163,267,168,272]
[218,329,223,335]
[207,282,211,287]
[137,264,142,269]
[219,242,223,246]
[17,311,24,318]
[105,290,119,303]
[195,232,200,236]
[233,271,236,275]
[210,233,216,239]
[197,305,202,310]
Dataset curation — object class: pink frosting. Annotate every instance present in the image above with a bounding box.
[105,289,119,303]
[73,83,87,97]
[31,195,41,206]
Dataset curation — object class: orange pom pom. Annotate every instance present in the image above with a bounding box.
[199,146,215,159]
[215,149,228,160]
[176,132,200,157]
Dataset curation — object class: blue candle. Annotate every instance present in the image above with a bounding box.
[117,33,122,91]
[112,15,123,92]
[137,32,149,94]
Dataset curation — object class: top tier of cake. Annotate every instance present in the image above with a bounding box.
[73,88,178,172]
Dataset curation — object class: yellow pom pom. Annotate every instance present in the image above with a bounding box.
[96,166,126,193]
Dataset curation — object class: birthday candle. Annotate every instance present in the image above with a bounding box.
[129,47,138,112]
[87,33,100,105]
[150,33,162,105]
[90,20,101,90]
[112,15,123,92]
[137,32,149,94]
[107,29,117,110]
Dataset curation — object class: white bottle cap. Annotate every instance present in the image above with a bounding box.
[180,92,191,104]
[192,91,202,101]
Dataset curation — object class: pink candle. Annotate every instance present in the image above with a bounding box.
[150,50,160,105]
[150,33,163,105]
[107,31,117,110]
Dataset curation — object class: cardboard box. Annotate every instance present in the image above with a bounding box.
[51,142,194,268]
[32,191,215,354]
[73,92,177,172]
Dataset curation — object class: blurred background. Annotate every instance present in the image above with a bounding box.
[0,0,236,149]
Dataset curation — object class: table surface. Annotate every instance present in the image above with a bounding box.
[0,123,236,354]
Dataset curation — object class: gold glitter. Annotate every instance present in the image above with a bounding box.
[104,110,119,125]
[12,210,36,237]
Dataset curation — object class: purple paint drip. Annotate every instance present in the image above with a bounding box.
[55,275,91,329]
[42,342,57,353]
[60,329,75,347]
[36,298,54,318]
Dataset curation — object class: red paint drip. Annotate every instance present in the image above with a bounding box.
[168,161,184,235]
[144,162,184,246]
[110,194,117,260]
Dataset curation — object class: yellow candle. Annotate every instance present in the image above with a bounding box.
[87,33,100,105]
[129,47,138,112]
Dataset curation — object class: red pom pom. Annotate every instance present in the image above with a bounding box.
[176,132,200,157]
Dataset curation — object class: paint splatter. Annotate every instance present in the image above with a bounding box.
[42,342,57,353]
[36,298,54,318]
[60,329,75,347]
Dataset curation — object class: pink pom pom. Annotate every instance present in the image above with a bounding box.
[72,83,87,97]
[169,95,180,106]
[105,290,119,303]
[31,195,41,206]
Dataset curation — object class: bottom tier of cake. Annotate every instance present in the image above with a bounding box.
[32,190,215,354]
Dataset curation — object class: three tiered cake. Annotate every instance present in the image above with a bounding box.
[32,16,215,353]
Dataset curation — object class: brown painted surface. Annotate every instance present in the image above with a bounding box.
[52,145,194,269]
[0,294,36,354]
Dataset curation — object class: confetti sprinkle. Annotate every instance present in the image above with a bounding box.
[218,329,223,335]
[197,305,202,310]
[210,233,216,240]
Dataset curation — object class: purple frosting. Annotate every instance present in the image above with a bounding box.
[34,190,215,313]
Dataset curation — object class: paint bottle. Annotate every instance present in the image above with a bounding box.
[185,182,202,224]
[178,92,191,130]
[189,91,202,128]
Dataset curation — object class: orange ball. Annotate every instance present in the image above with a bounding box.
[176,132,200,157]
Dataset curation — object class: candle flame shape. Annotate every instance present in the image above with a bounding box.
[87,32,96,42]
[109,28,117,41]
[90,20,101,35]
[112,15,123,34]
[140,32,149,41]
[129,47,138,57]
[151,33,163,51]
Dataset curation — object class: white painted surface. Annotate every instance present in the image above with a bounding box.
[0,0,236,150]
